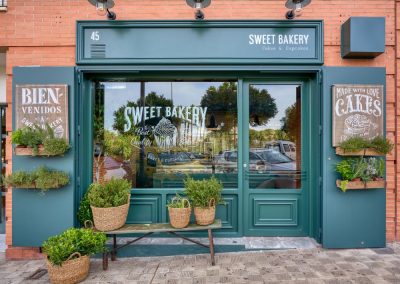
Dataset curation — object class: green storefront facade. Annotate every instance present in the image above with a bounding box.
[11,20,386,250]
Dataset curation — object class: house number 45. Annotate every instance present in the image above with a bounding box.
[91,31,100,41]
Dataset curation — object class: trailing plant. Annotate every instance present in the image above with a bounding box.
[88,178,131,208]
[4,171,37,188]
[42,228,107,266]
[338,136,393,155]
[4,167,69,191]
[338,137,367,153]
[184,176,224,208]
[34,167,70,190]
[77,191,93,226]
[167,193,190,209]
[369,136,394,155]
[11,125,70,156]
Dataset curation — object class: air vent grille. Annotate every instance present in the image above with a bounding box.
[90,44,106,58]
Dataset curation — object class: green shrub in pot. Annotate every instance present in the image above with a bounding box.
[88,178,131,231]
[184,176,224,225]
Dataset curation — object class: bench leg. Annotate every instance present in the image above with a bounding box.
[111,234,117,261]
[102,252,108,270]
[208,229,215,266]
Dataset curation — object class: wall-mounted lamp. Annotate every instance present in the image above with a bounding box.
[285,0,311,20]
[186,0,211,20]
[88,0,117,20]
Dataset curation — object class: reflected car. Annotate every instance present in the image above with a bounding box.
[252,149,296,171]
[214,150,267,173]
[265,140,296,160]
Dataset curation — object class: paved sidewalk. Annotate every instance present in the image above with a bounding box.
[1,244,400,283]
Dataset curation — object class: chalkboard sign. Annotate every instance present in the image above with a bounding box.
[332,84,383,146]
[15,84,69,141]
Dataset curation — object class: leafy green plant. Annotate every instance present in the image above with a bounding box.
[167,193,190,209]
[42,228,107,266]
[336,157,385,192]
[88,178,131,208]
[77,191,93,226]
[184,176,224,208]
[11,125,70,156]
[4,167,69,191]
[338,137,367,153]
[369,136,394,155]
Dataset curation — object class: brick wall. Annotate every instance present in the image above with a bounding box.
[0,0,397,258]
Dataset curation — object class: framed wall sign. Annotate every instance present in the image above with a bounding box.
[15,84,69,141]
[332,84,384,146]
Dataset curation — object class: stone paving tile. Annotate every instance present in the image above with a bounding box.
[1,244,400,283]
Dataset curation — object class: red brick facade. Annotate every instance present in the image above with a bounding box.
[0,0,398,259]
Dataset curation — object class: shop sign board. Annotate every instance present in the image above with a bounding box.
[76,21,323,65]
[332,84,383,146]
[15,84,69,141]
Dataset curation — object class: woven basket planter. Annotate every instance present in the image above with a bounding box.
[91,194,131,231]
[194,199,216,226]
[168,206,191,229]
[336,179,386,190]
[335,147,384,156]
[46,252,90,284]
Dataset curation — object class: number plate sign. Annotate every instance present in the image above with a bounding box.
[332,84,384,146]
[15,84,69,141]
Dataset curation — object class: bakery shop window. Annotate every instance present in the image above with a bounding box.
[93,81,238,188]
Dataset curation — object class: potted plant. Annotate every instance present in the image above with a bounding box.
[11,125,70,156]
[336,136,393,156]
[336,157,386,192]
[167,193,191,229]
[42,228,107,284]
[77,191,93,227]
[88,178,131,231]
[4,166,69,191]
[184,176,224,225]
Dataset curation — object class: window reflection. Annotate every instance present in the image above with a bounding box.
[93,81,238,188]
[249,85,301,189]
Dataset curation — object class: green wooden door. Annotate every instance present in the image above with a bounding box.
[242,79,311,236]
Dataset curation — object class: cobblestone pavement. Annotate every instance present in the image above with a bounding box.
[1,243,400,283]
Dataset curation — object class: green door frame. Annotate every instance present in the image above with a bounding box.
[76,68,322,240]
[241,77,313,236]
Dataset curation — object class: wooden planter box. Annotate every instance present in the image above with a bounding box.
[10,183,36,189]
[335,147,384,156]
[336,179,386,190]
[14,145,46,156]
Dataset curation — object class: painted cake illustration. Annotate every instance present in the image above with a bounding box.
[153,117,177,149]
[344,114,378,136]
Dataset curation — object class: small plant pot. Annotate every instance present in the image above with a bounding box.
[46,252,90,284]
[14,145,45,156]
[91,194,130,231]
[336,179,386,190]
[168,206,191,229]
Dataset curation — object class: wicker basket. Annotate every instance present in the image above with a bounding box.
[168,199,191,229]
[194,199,216,226]
[91,194,131,231]
[46,252,90,284]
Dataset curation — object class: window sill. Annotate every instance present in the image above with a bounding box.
[0,7,7,12]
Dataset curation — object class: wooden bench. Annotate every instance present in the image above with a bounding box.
[102,219,222,270]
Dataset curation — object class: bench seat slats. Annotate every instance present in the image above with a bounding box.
[102,219,222,234]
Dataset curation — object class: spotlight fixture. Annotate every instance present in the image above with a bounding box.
[88,0,117,20]
[186,0,211,20]
[285,0,311,20]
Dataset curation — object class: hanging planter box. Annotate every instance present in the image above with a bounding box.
[335,147,384,156]
[14,145,46,156]
[8,183,36,189]
[336,179,386,190]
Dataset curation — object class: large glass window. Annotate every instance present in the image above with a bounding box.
[93,81,238,188]
[248,84,301,189]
